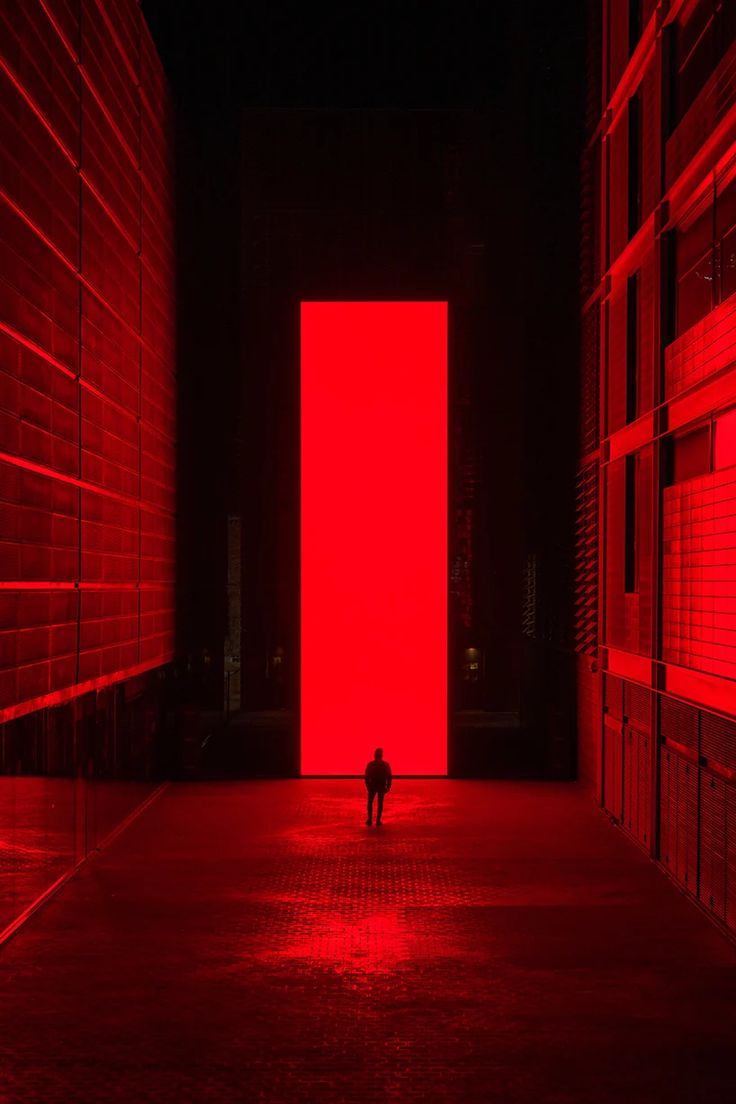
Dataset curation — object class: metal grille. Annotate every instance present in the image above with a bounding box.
[623,724,651,849]
[604,721,623,820]
[624,682,651,730]
[676,756,699,892]
[699,771,727,921]
[700,712,736,774]
[574,462,598,655]
[727,785,736,931]
[580,308,600,456]
[660,696,698,752]
[521,552,538,640]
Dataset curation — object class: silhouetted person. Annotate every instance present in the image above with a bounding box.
[365,747,392,826]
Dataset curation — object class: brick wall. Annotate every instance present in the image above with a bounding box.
[663,466,736,681]
[0,0,175,721]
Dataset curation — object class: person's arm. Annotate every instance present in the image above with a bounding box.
[364,763,371,789]
[385,763,392,791]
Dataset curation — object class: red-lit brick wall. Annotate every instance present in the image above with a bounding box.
[663,467,736,681]
[0,0,175,722]
[665,291,736,398]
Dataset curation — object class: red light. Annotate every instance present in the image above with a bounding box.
[714,406,736,469]
[301,302,447,775]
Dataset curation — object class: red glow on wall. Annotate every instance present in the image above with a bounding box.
[301,302,447,776]
[663,466,736,681]
[0,2,175,719]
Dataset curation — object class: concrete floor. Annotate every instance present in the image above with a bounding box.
[1,780,735,1102]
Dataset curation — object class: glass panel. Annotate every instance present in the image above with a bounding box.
[0,707,76,934]
[720,225,736,299]
[677,253,714,333]
[714,406,736,468]
[676,1,717,121]
[672,424,711,482]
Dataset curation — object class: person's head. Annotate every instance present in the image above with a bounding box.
[374,747,383,760]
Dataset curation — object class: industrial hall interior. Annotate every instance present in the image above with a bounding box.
[1,1,736,1101]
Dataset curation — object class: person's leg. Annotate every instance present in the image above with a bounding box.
[376,790,384,823]
[366,789,375,824]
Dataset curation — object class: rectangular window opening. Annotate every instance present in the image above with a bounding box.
[624,453,637,593]
[629,0,642,56]
[626,272,639,423]
[628,92,641,240]
[714,406,736,469]
[662,230,678,347]
[669,424,711,484]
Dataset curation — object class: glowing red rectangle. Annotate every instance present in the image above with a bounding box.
[301,302,447,775]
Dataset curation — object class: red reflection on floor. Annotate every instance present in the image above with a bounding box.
[3,780,736,1102]
[300,302,447,776]
[0,778,156,935]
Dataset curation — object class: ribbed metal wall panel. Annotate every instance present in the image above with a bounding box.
[574,462,598,656]
[660,745,677,873]
[604,673,624,719]
[676,755,699,893]
[700,710,736,773]
[604,718,624,820]
[660,746,698,893]
[624,680,651,729]
[624,725,639,837]
[727,783,736,929]
[660,695,699,753]
[637,725,651,849]
[699,770,727,920]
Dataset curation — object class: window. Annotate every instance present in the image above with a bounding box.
[624,454,637,593]
[716,169,736,301]
[676,196,714,336]
[626,273,639,423]
[666,411,735,484]
[669,1,736,131]
[676,1,717,122]
[629,0,643,56]
[723,0,736,50]
[669,424,711,484]
[664,24,678,136]
[670,168,736,342]
[714,406,736,468]
[719,223,736,300]
[662,230,678,346]
[628,93,641,240]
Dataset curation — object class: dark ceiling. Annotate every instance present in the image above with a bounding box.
[141,1,581,115]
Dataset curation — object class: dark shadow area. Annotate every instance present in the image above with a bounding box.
[142,0,584,778]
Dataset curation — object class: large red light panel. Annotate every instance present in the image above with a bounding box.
[301,302,447,776]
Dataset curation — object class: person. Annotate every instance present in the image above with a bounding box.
[364,747,392,826]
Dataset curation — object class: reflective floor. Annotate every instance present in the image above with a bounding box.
[1,780,736,1101]
[0,778,157,933]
